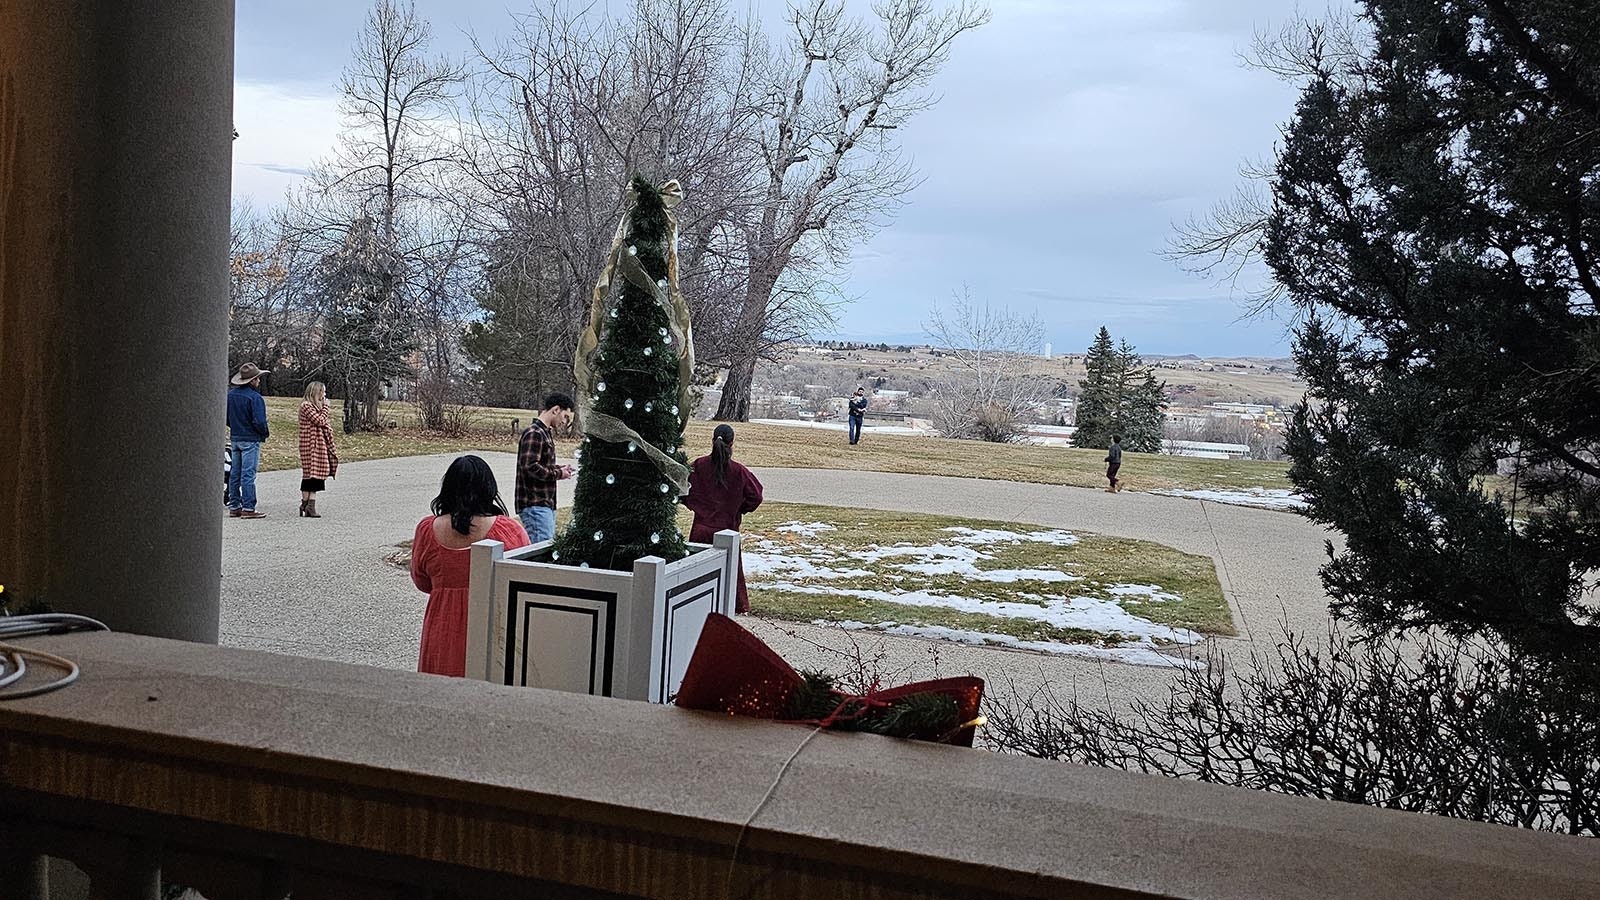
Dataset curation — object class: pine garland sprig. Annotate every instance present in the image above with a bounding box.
[785,670,963,741]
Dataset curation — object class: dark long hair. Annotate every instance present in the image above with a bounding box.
[431,455,509,535]
[711,424,735,486]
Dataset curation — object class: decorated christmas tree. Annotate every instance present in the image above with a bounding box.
[552,176,695,569]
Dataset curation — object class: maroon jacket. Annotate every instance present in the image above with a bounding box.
[682,455,764,612]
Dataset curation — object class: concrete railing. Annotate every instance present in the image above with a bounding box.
[2,631,1598,899]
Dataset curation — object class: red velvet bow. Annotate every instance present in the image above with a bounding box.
[673,614,986,747]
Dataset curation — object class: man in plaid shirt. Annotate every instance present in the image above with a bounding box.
[516,393,576,542]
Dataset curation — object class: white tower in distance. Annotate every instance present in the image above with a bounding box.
[1043,342,1053,360]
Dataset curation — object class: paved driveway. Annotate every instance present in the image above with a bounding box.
[223,453,1336,710]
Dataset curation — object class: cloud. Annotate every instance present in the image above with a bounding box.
[231,80,341,205]
[248,163,312,177]
[230,0,1345,355]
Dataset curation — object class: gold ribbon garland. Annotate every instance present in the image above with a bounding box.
[572,179,697,495]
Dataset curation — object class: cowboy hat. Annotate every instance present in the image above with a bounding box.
[231,363,267,385]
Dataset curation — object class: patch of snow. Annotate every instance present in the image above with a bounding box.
[755,582,1200,645]
[1106,583,1184,603]
[749,418,928,435]
[894,559,1082,583]
[1150,488,1307,511]
[943,527,1080,546]
[742,552,871,580]
[825,621,1202,669]
[773,521,837,537]
[855,543,990,564]
[836,539,1082,584]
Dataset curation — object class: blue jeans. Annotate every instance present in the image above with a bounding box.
[520,506,555,543]
[848,416,863,444]
[227,441,262,511]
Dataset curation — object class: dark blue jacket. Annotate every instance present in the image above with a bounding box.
[227,386,270,443]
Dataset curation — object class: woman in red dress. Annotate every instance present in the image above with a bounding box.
[412,455,530,676]
[682,424,764,613]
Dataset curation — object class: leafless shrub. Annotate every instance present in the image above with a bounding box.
[983,626,1600,836]
[925,288,1051,442]
[413,372,475,436]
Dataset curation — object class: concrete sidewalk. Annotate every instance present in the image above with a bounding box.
[223,452,1336,710]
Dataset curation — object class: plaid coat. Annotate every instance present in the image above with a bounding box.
[298,401,339,480]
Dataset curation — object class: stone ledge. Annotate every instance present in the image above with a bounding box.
[2,631,1597,899]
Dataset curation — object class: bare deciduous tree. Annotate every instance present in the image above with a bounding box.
[924,288,1051,442]
[458,0,767,404]
[296,0,466,431]
[713,0,990,420]
[228,201,322,388]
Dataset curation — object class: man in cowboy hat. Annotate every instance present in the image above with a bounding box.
[226,363,271,518]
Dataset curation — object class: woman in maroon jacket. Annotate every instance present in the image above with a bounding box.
[682,424,764,613]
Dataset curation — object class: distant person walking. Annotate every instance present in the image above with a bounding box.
[413,455,530,677]
[682,424,765,614]
[1104,434,1123,493]
[515,393,576,542]
[297,381,338,517]
[226,363,270,518]
[848,387,868,445]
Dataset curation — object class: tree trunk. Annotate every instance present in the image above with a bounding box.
[713,272,777,422]
[363,381,382,430]
[714,350,757,421]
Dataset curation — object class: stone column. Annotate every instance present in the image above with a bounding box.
[0,2,234,642]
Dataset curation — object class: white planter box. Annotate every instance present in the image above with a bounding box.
[464,530,740,703]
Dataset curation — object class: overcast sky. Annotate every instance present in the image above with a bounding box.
[234,1,1343,358]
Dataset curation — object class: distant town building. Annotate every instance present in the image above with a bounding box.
[1163,440,1252,460]
[1043,342,1053,359]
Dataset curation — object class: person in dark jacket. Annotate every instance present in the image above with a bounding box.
[226,362,271,518]
[682,424,764,613]
[1104,434,1123,493]
[847,387,868,445]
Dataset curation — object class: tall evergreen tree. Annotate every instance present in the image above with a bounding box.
[1072,327,1118,448]
[1117,339,1168,453]
[553,177,691,569]
[315,215,414,434]
[462,250,574,408]
[1256,2,1600,666]
[1073,327,1166,451]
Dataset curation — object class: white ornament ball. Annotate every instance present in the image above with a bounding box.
[605,473,615,485]
[670,405,679,416]
[644,402,653,413]
[627,245,637,256]
[596,381,607,392]
[650,532,661,544]
[659,483,670,494]
[624,398,634,410]
[627,441,637,453]
[593,530,604,541]
[643,347,652,357]
[579,562,590,569]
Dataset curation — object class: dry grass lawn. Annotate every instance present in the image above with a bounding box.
[742,502,1234,643]
[253,396,1290,492]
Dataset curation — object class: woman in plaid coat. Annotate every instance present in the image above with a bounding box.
[297,381,338,517]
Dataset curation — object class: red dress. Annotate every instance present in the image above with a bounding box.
[412,515,530,676]
[681,456,764,613]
